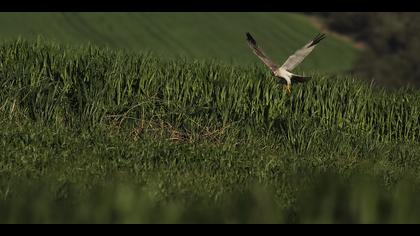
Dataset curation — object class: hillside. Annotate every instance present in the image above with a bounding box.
[0,40,419,223]
[0,12,358,73]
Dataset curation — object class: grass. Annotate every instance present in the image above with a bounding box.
[0,39,420,223]
[0,12,358,74]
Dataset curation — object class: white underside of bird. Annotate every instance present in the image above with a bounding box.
[274,69,293,93]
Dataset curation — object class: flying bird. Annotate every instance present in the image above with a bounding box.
[246,32,326,94]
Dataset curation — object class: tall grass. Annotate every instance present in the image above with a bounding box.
[1,39,420,223]
[1,39,418,142]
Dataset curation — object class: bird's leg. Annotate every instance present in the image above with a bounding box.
[283,84,292,95]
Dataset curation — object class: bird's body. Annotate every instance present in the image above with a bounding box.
[246,32,326,94]
[274,68,292,90]
[274,68,292,83]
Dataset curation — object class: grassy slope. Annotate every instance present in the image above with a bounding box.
[0,12,358,73]
[0,40,419,223]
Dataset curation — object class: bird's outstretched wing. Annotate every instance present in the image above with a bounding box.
[280,33,326,71]
[246,32,279,72]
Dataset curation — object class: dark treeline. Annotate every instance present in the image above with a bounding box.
[315,12,420,89]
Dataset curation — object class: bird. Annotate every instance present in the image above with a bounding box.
[246,32,326,95]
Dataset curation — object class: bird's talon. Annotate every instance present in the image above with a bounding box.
[284,85,292,95]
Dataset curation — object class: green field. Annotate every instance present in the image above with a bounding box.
[0,12,357,73]
[0,39,420,223]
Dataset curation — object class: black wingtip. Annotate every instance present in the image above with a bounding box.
[246,32,256,45]
[309,33,326,47]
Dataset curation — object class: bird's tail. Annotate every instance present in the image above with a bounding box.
[291,74,311,83]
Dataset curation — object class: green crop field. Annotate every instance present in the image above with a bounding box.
[0,38,420,223]
[0,12,357,74]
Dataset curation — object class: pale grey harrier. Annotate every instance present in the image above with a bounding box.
[246,32,326,94]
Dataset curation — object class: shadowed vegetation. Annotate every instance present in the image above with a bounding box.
[317,12,420,88]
